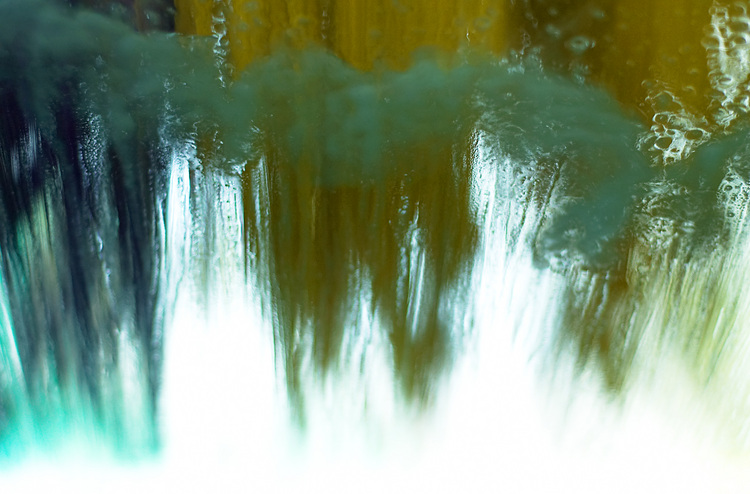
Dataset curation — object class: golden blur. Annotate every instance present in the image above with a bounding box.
[511,0,750,418]
[241,136,478,410]
[173,0,747,131]
[174,0,508,70]
[508,2,716,122]
[173,0,491,409]
[509,2,750,156]
[173,0,750,427]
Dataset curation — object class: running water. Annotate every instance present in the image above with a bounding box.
[1,0,750,491]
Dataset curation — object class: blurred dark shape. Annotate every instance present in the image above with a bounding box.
[0,89,168,456]
[69,0,176,31]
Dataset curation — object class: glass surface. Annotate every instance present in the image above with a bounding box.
[1,0,750,491]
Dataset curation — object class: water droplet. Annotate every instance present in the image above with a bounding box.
[565,35,594,55]
[685,129,706,141]
[544,23,562,39]
[702,34,721,50]
[589,7,606,20]
[474,16,492,32]
[654,136,673,150]
[716,74,736,88]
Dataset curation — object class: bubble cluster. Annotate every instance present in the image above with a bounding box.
[642,87,711,165]
[634,180,696,252]
[704,2,750,128]
[718,160,750,235]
